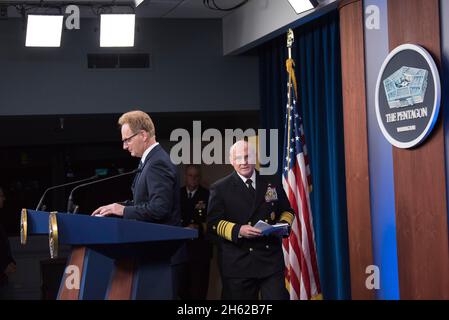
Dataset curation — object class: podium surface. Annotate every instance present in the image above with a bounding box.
[24,209,197,300]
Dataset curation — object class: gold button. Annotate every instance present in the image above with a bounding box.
[249,248,253,252]
[199,213,203,216]
[271,203,274,206]
[213,226,216,230]
[248,221,252,226]
[265,219,268,223]
[266,245,270,249]
[190,219,194,223]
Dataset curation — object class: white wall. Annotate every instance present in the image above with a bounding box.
[0,18,259,116]
[222,0,338,55]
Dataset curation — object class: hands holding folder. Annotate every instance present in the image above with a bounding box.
[254,220,290,237]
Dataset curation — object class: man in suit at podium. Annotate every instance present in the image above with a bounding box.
[207,140,294,300]
[179,165,212,299]
[92,110,184,299]
[92,110,181,226]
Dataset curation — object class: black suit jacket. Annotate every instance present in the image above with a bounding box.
[207,171,295,278]
[180,186,209,229]
[123,144,181,226]
[180,185,212,261]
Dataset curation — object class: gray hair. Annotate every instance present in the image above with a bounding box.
[229,140,257,164]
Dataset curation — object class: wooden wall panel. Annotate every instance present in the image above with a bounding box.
[107,259,135,300]
[388,0,449,299]
[338,0,375,300]
[58,247,86,300]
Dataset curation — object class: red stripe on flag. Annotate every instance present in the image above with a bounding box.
[291,164,313,298]
[283,171,312,299]
[290,223,312,298]
[293,159,321,293]
[283,177,304,297]
[284,176,303,246]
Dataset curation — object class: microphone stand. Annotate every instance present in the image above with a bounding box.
[35,175,98,211]
[66,169,138,213]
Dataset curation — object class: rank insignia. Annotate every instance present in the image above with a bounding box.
[195,201,206,211]
[265,186,278,202]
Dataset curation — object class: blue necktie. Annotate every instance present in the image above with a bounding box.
[132,162,144,190]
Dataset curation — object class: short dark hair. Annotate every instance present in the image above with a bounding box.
[185,164,201,175]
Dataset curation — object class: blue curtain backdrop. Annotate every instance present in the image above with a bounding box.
[259,10,351,300]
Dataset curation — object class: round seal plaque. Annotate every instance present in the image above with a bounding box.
[375,44,441,148]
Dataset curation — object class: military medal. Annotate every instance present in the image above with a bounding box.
[265,185,278,202]
[195,201,206,210]
[195,201,206,216]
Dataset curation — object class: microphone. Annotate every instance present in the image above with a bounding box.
[35,175,99,211]
[66,169,139,213]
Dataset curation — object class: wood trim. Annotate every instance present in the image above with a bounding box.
[107,259,135,300]
[58,246,86,300]
[338,0,375,300]
[338,0,360,10]
[388,0,449,299]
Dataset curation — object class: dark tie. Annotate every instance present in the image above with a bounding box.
[245,178,255,199]
[132,161,144,190]
[188,192,193,199]
[138,161,144,171]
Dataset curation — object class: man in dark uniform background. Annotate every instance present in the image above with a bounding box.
[0,187,16,294]
[179,165,212,299]
[207,140,295,300]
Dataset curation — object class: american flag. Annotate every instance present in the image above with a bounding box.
[282,58,321,300]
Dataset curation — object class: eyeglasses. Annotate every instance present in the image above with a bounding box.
[122,131,140,145]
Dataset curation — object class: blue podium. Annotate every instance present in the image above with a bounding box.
[24,209,197,300]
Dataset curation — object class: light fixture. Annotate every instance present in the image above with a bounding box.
[100,14,135,47]
[25,15,63,47]
[287,0,319,14]
[134,0,145,7]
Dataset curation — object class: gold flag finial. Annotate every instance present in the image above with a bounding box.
[287,28,294,58]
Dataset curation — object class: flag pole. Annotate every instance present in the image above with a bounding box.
[285,29,294,166]
[283,28,322,301]
[286,29,297,98]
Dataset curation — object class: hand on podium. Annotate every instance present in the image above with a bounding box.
[92,203,125,217]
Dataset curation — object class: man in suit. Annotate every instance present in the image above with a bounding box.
[91,110,184,299]
[207,140,295,300]
[179,165,212,299]
[92,110,180,226]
